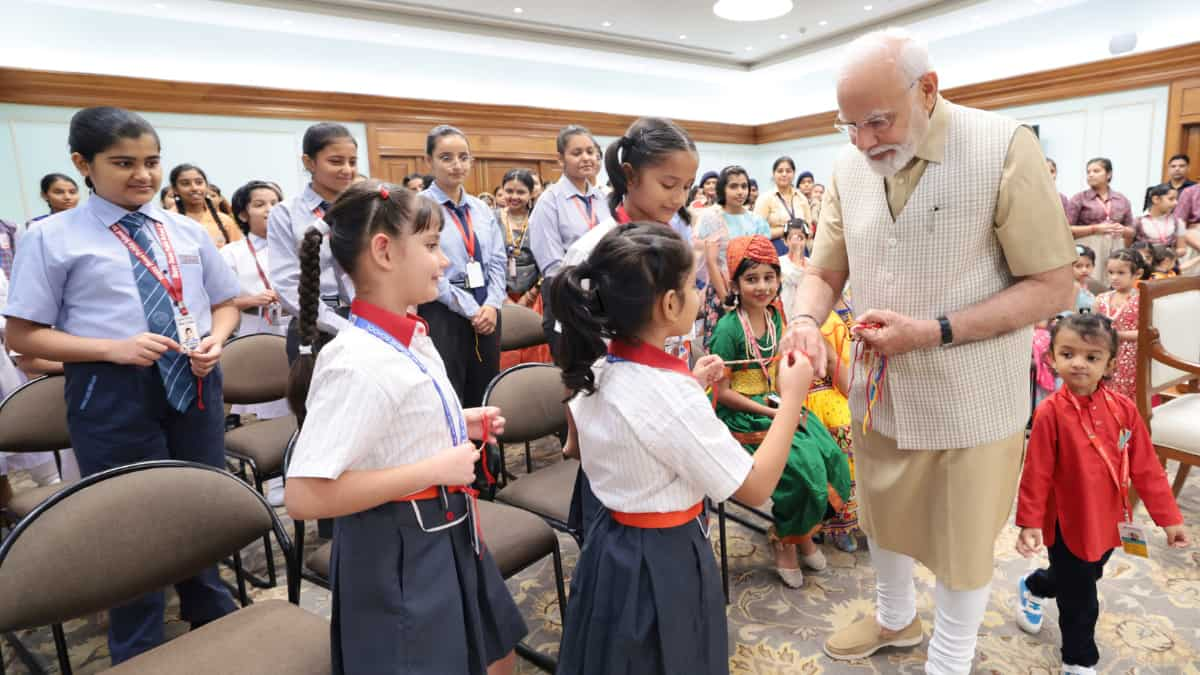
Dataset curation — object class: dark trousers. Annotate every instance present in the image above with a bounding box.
[1025,525,1114,668]
[417,301,502,408]
[63,361,237,665]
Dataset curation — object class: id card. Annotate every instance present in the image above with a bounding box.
[175,312,201,353]
[466,261,485,289]
[1119,521,1149,558]
[265,302,283,326]
[507,256,517,281]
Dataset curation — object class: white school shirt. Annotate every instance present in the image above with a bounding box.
[267,184,354,335]
[569,344,752,513]
[220,233,287,336]
[3,195,240,339]
[287,305,465,481]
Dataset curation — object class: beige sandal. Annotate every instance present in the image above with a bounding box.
[768,526,804,588]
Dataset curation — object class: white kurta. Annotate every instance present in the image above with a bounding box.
[220,233,289,420]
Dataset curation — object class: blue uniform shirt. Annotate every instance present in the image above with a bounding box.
[422,182,506,319]
[3,193,240,339]
[528,175,612,280]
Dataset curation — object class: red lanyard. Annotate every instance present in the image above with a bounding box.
[1065,388,1132,520]
[312,204,326,219]
[572,194,598,230]
[243,235,272,291]
[1096,193,1113,222]
[445,206,477,258]
[109,219,187,315]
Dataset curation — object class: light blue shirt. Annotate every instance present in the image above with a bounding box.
[3,194,240,340]
[267,184,354,335]
[696,209,770,271]
[528,176,612,279]
[422,182,507,319]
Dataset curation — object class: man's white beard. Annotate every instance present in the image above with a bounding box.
[863,101,930,178]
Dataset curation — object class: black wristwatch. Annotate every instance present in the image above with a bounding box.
[937,315,953,346]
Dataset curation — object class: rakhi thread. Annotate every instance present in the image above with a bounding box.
[850,325,888,434]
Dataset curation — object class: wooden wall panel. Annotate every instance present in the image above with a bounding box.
[1165,76,1200,181]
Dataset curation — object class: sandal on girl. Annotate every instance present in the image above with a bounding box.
[768,526,804,588]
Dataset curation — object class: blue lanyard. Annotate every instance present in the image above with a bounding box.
[351,315,467,445]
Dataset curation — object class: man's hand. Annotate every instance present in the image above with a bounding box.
[779,316,828,379]
[853,309,941,357]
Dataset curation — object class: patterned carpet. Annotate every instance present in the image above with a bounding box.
[3,436,1198,674]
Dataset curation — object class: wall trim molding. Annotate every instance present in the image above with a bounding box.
[1,41,1197,147]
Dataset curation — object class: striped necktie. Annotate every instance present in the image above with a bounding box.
[119,212,196,412]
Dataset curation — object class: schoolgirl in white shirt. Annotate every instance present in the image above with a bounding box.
[285,180,525,675]
[222,180,288,421]
[549,222,813,675]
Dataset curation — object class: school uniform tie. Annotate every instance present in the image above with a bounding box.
[574,194,594,221]
[318,200,332,217]
[119,212,196,412]
[445,201,488,304]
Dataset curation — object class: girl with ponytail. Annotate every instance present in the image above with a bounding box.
[551,221,815,675]
[169,163,242,248]
[285,180,526,674]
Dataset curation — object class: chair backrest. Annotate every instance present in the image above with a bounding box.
[500,303,546,351]
[0,375,70,454]
[1135,275,1200,421]
[482,363,567,443]
[0,460,290,632]
[221,333,290,405]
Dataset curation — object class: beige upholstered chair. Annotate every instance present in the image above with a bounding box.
[482,363,566,476]
[0,375,74,523]
[221,333,296,587]
[499,303,546,352]
[0,460,325,675]
[1134,276,1200,498]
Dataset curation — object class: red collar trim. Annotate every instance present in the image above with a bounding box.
[351,299,427,347]
[608,338,691,377]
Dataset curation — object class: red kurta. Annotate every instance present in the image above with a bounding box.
[1017,384,1182,562]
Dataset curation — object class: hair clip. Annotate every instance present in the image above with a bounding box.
[379,185,390,200]
[299,344,313,356]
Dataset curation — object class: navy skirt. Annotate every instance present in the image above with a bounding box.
[557,506,728,675]
[330,493,528,674]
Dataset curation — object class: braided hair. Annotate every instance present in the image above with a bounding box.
[286,179,441,421]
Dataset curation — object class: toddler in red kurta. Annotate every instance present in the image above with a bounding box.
[1014,312,1187,675]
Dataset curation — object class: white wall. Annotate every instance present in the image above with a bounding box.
[0,104,369,222]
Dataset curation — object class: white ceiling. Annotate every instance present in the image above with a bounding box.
[5,0,1200,126]
[327,0,953,66]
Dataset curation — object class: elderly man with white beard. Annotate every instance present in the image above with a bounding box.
[781,28,1077,674]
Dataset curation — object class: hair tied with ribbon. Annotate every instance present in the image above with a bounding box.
[379,185,390,200]
[298,343,313,356]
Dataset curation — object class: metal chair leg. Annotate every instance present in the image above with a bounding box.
[51,623,72,675]
[231,551,251,606]
[3,632,48,674]
[551,543,568,623]
[253,472,278,588]
[525,441,533,474]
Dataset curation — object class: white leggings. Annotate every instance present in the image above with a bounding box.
[871,541,991,675]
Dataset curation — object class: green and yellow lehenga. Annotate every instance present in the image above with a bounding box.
[709,306,851,541]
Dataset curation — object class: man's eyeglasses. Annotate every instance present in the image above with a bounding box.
[833,76,923,139]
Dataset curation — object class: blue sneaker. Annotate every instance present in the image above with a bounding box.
[1016,573,1045,634]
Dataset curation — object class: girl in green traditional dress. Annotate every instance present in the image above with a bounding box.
[710,234,851,588]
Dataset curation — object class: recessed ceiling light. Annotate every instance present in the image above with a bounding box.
[864,4,873,10]
[152,2,165,7]
[818,19,828,26]
[390,32,401,37]
[744,45,754,51]
[713,0,793,22]
[282,18,294,24]
[779,33,788,39]
[513,6,523,13]
[678,34,688,40]
[601,20,612,27]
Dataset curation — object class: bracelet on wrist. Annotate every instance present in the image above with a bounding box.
[794,313,821,328]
